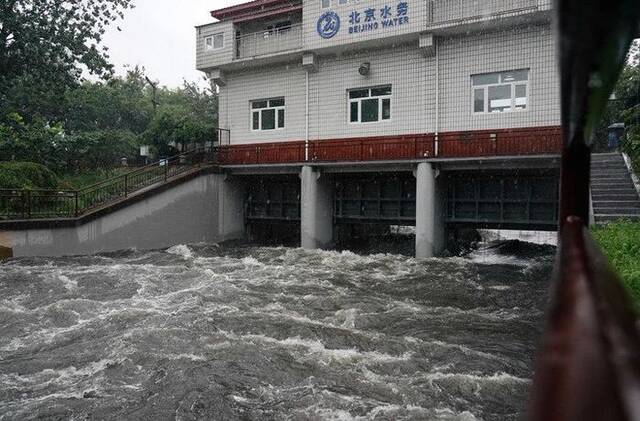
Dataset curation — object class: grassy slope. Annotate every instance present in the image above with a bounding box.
[592,222,640,305]
[57,168,130,190]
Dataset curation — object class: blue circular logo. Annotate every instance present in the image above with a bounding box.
[317,11,340,39]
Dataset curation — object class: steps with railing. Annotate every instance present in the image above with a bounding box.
[0,146,217,223]
[591,152,640,223]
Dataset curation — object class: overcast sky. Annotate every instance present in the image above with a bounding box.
[102,0,240,88]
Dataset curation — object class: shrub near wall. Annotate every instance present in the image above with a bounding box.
[0,162,58,189]
[592,222,640,306]
[623,126,640,173]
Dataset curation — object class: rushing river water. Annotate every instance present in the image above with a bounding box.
[0,242,553,420]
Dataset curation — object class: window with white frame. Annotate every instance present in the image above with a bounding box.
[205,33,224,51]
[472,69,529,113]
[321,0,331,8]
[251,98,285,131]
[348,86,392,124]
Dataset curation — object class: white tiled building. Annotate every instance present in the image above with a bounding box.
[196,0,559,150]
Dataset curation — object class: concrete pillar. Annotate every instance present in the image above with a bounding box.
[217,174,246,241]
[301,166,334,249]
[415,162,445,258]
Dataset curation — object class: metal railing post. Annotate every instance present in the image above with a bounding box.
[74,191,79,217]
[164,160,169,182]
[492,133,498,155]
[25,190,31,219]
[124,174,128,198]
[21,190,26,219]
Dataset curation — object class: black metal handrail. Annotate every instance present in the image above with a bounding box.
[0,143,221,221]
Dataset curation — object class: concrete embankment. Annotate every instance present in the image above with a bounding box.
[0,173,245,258]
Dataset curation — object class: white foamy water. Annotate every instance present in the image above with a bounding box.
[0,243,553,420]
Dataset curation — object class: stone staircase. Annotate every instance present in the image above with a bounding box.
[591,153,640,223]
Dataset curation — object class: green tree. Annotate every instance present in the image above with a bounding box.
[142,107,187,156]
[616,47,640,170]
[0,0,134,122]
[0,161,58,189]
[61,129,138,171]
[596,40,640,170]
[157,81,219,123]
[0,1,222,179]
[0,113,65,169]
[142,80,218,156]
[63,67,152,134]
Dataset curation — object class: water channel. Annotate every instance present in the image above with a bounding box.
[0,242,554,420]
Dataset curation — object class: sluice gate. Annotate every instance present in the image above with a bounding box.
[334,173,416,224]
[244,175,302,245]
[245,176,301,222]
[241,171,559,232]
[446,172,559,231]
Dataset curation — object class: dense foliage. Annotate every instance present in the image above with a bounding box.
[0,0,134,121]
[0,1,218,179]
[598,41,640,171]
[62,129,139,171]
[0,65,218,175]
[592,222,640,306]
[140,79,219,156]
[0,162,58,189]
[0,113,65,169]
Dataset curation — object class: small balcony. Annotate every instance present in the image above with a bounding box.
[429,0,548,26]
[235,23,303,60]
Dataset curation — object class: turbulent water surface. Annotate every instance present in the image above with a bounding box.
[0,243,553,420]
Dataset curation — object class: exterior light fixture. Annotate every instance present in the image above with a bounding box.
[358,62,370,76]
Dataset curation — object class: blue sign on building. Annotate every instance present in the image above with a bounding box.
[317,11,341,39]
[317,3,410,39]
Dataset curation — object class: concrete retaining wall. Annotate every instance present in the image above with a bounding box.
[0,174,246,258]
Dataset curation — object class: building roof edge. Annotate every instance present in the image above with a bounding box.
[211,0,300,21]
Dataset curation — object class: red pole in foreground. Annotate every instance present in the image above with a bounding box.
[527,0,640,420]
